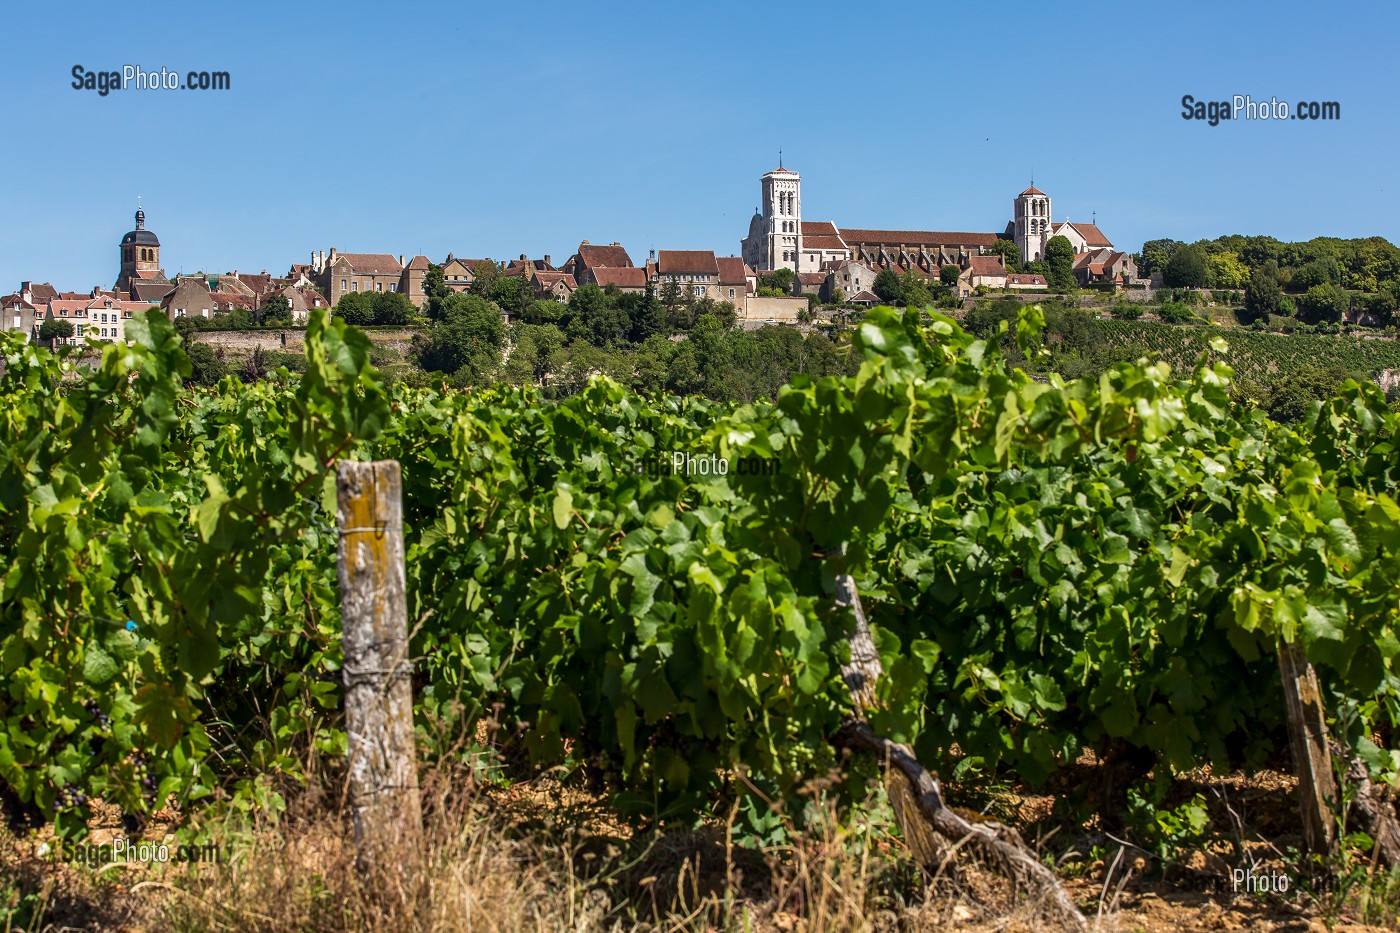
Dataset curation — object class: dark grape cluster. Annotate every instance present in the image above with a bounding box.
[86,701,112,733]
[55,785,89,809]
[123,750,157,797]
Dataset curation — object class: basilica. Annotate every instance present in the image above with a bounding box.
[739,163,1122,283]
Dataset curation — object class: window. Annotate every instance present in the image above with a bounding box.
[340,279,347,291]
[352,282,359,292]
[388,283,396,292]
[728,288,735,298]
[376,282,383,292]
[60,309,67,317]
[76,324,83,336]
[124,311,132,318]
[693,286,704,297]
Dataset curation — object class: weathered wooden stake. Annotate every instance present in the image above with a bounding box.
[1278,639,1337,856]
[338,459,421,869]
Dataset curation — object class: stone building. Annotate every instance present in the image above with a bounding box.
[441,255,495,293]
[582,266,648,293]
[646,250,731,303]
[740,163,1001,277]
[561,241,634,282]
[161,277,216,320]
[307,250,429,306]
[530,270,577,303]
[820,259,879,303]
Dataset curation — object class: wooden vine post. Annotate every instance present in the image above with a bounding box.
[1277,640,1337,856]
[337,460,422,870]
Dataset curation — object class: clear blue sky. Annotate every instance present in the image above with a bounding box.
[2,0,1396,291]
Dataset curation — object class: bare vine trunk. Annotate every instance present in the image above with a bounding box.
[828,551,1088,931]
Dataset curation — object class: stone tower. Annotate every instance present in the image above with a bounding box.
[741,162,802,273]
[116,208,163,293]
[1013,186,1051,264]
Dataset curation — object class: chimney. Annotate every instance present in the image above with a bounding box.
[519,253,527,261]
[399,254,405,266]
[611,242,620,247]
[544,254,551,266]
[20,281,31,303]
[319,249,326,270]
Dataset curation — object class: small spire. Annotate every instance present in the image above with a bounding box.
[779,148,783,169]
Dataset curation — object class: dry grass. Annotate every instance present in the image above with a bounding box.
[6,757,1393,932]
[1,758,1075,933]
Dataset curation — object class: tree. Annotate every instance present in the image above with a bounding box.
[567,284,631,347]
[1263,365,1353,424]
[1137,239,1182,279]
[1244,271,1283,319]
[185,341,226,386]
[488,275,531,318]
[333,291,374,326]
[422,263,452,320]
[1207,252,1249,290]
[628,287,667,342]
[1295,283,1349,324]
[1162,245,1211,288]
[872,268,904,305]
[939,265,961,287]
[370,291,414,326]
[900,271,933,309]
[758,268,795,295]
[415,294,507,376]
[1044,235,1077,291]
[986,238,1021,273]
[259,294,293,327]
[37,318,73,345]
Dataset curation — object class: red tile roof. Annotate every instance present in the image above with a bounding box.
[532,271,577,289]
[589,267,648,289]
[406,255,431,271]
[841,229,1001,248]
[332,253,403,275]
[796,272,826,286]
[1019,186,1046,197]
[968,255,1007,277]
[1007,274,1047,286]
[1054,222,1113,248]
[576,243,633,269]
[715,256,748,285]
[800,221,840,237]
[234,272,276,295]
[28,283,58,302]
[656,250,719,276]
[803,235,847,251]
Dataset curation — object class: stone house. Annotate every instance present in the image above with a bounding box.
[530,270,577,303]
[561,241,634,282]
[161,278,216,320]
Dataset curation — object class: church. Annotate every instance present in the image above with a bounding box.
[740,163,1001,279]
[740,163,1122,281]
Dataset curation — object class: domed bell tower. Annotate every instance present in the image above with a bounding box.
[116,208,163,292]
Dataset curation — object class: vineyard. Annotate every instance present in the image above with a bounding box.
[1071,318,1400,385]
[4,307,1400,928]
